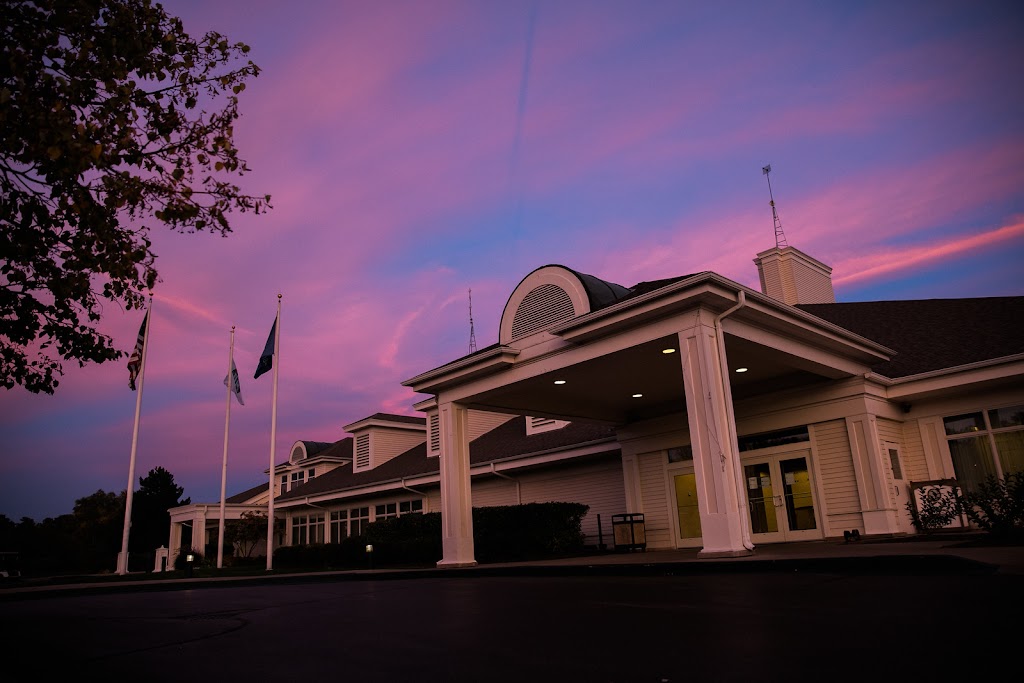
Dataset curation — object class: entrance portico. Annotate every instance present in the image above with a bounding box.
[403,266,892,567]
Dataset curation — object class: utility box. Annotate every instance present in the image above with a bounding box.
[612,513,646,552]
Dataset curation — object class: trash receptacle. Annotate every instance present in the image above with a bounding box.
[612,513,646,552]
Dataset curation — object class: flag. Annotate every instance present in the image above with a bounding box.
[224,359,244,405]
[127,310,148,390]
[254,318,276,379]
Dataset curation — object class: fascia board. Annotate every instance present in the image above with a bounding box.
[879,354,1024,400]
[402,346,520,393]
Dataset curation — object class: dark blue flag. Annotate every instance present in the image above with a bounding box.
[254,318,276,379]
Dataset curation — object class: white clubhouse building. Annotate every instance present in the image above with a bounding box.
[169,242,1024,567]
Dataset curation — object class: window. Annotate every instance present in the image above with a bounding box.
[330,510,348,543]
[280,474,288,494]
[399,500,423,515]
[308,467,316,479]
[738,426,810,452]
[349,507,370,537]
[667,446,693,463]
[291,513,325,545]
[375,502,397,520]
[945,405,1024,492]
[290,471,305,489]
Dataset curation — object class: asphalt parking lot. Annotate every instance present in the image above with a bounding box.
[2,564,1017,683]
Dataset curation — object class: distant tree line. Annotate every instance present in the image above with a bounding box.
[0,466,188,575]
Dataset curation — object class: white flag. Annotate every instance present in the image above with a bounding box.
[224,360,244,405]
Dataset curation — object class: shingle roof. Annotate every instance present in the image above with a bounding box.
[225,482,269,504]
[362,413,426,425]
[798,297,1024,378]
[276,416,618,502]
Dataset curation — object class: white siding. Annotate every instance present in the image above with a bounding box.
[899,420,931,483]
[810,420,863,533]
[468,410,516,441]
[518,456,626,546]
[636,451,671,549]
[372,428,426,468]
[471,478,518,508]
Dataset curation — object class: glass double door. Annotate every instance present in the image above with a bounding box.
[744,451,821,543]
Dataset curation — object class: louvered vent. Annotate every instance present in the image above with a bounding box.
[511,284,575,339]
[429,413,440,456]
[527,416,570,435]
[355,434,370,470]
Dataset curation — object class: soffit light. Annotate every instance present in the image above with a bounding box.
[662,348,676,354]
[553,380,567,385]
[735,367,748,373]
[632,393,643,398]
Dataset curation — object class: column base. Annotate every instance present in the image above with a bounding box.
[436,559,478,569]
[698,548,754,559]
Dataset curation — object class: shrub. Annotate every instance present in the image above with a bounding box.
[173,549,204,571]
[472,502,589,562]
[365,513,442,566]
[960,472,1024,538]
[907,485,962,532]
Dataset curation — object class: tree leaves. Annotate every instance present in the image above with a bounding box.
[1,0,272,393]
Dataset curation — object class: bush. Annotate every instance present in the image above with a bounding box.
[365,513,442,566]
[472,502,589,562]
[274,537,369,570]
[910,473,1024,538]
[960,472,1024,538]
[173,549,204,571]
[907,485,961,532]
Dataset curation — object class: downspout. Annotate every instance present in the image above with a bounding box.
[491,463,522,505]
[713,290,754,551]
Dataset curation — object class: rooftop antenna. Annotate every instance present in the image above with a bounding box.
[762,164,789,249]
[468,288,478,354]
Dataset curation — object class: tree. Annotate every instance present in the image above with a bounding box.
[131,465,189,553]
[1,0,271,393]
[224,510,267,559]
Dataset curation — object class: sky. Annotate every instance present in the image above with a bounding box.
[2,0,1023,523]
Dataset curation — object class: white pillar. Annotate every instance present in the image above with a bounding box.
[168,519,183,559]
[193,509,208,555]
[678,321,752,557]
[846,414,902,535]
[437,401,476,567]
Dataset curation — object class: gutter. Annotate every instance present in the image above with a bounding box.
[490,463,522,504]
[713,290,754,551]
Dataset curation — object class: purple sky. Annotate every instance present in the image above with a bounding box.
[3,0,1023,522]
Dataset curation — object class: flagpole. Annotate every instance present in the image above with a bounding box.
[266,294,281,571]
[117,293,153,576]
[217,326,236,570]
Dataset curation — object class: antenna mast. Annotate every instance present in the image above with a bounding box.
[468,288,478,354]
[762,164,788,249]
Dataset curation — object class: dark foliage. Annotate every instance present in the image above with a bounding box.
[1,0,270,392]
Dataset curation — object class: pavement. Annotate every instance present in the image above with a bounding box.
[2,531,1021,599]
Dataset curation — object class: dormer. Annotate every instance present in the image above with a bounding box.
[276,438,353,494]
[499,265,631,350]
[343,413,427,473]
[415,397,515,457]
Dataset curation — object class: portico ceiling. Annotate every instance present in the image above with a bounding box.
[462,333,834,426]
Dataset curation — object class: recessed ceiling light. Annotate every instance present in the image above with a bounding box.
[735,367,748,373]
[632,393,643,398]
[553,380,566,385]
[661,348,676,354]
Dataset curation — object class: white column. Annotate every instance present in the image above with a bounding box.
[678,321,751,557]
[193,509,208,554]
[846,414,902,534]
[437,400,476,567]
[168,520,183,560]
